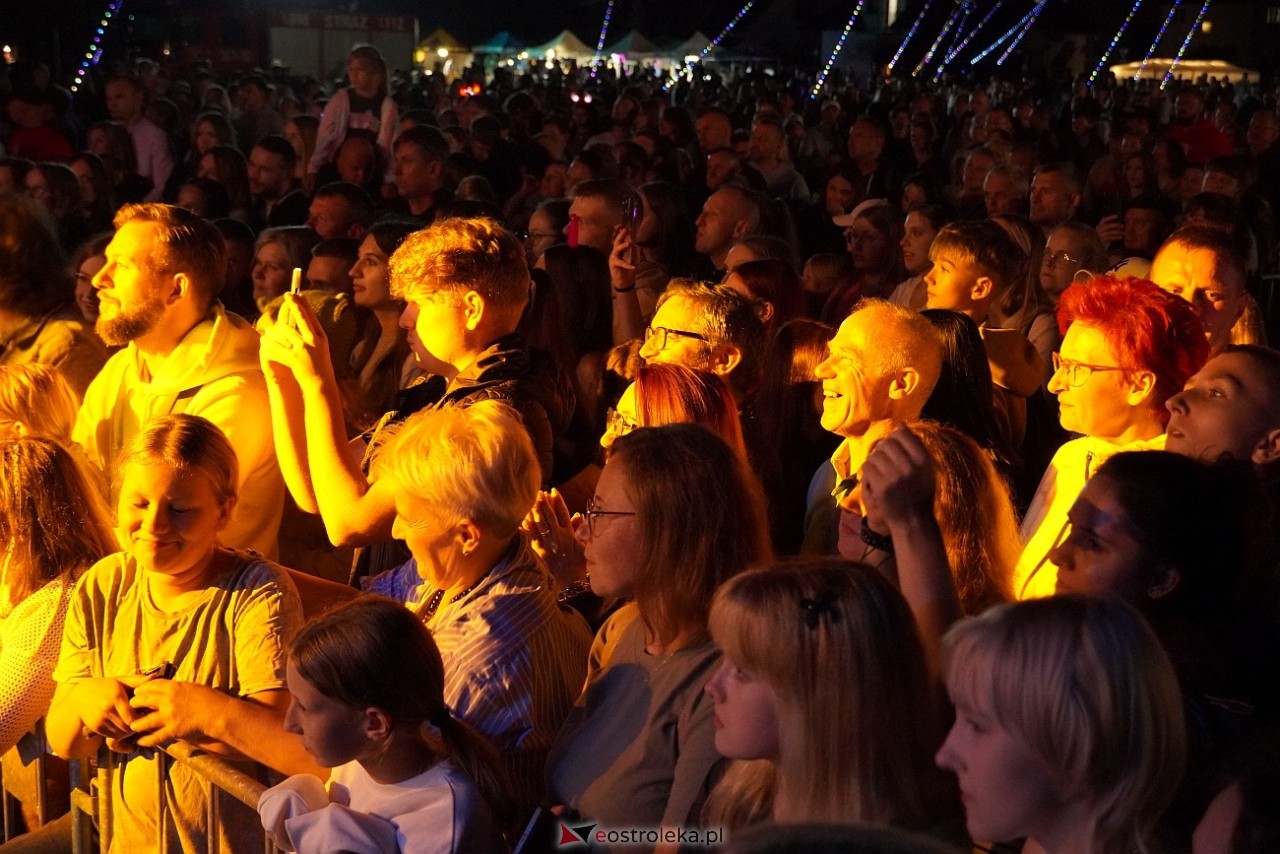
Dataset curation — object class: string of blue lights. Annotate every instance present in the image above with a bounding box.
[887,0,937,75]
[1088,0,1145,85]
[589,0,617,78]
[71,0,123,92]
[913,2,964,76]
[969,1,1039,64]
[810,0,868,97]
[941,0,1002,68]
[1134,0,1182,80]
[1161,0,1211,89]
[996,0,1048,65]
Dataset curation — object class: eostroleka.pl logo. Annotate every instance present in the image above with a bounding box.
[557,821,598,847]
[557,824,724,848]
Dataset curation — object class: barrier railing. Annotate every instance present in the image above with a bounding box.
[69,741,282,854]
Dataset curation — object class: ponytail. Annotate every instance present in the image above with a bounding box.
[432,711,516,834]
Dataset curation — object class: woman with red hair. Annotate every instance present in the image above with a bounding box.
[1015,276,1209,598]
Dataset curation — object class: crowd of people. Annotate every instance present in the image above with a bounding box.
[1,41,1280,854]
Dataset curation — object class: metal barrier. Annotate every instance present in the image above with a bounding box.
[69,741,283,854]
[0,724,68,841]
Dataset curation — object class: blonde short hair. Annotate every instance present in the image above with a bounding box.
[0,364,80,443]
[943,596,1186,854]
[387,217,529,309]
[374,401,539,537]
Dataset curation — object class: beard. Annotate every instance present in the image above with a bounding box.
[96,291,166,346]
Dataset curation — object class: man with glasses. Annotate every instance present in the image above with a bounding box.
[637,279,764,403]
[1014,276,1209,598]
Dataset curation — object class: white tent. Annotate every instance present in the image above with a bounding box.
[1110,58,1257,84]
[604,30,661,60]
[670,31,718,59]
[526,30,595,63]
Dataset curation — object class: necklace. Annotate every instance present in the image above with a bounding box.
[419,574,487,621]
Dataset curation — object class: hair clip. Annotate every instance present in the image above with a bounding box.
[800,590,842,630]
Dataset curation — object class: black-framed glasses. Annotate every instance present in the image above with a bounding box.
[584,495,636,536]
[605,407,638,437]
[1051,353,1125,387]
[643,325,709,351]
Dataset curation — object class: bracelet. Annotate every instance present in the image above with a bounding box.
[612,284,637,293]
[860,522,894,554]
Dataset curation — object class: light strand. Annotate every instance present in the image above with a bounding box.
[1134,0,1182,80]
[996,0,1048,66]
[1089,0,1145,85]
[589,0,617,78]
[665,0,755,90]
[1161,0,1211,90]
[71,0,122,92]
[970,2,1040,64]
[913,1,964,76]
[810,0,868,98]
[945,2,972,61]
[887,0,937,75]
[941,0,1002,67]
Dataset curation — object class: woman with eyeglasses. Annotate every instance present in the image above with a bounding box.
[1015,276,1208,598]
[525,364,747,584]
[546,424,772,845]
[1038,222,1107,305]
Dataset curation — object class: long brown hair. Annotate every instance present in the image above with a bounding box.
[608,424,772,647]
[0,437,116,614]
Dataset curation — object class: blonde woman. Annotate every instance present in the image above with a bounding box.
[937,595,1186,853]
[703,559,961,841]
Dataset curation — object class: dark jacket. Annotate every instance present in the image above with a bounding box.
[377,333,575,484]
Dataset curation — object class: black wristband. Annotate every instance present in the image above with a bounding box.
[860,522,894,553]
[612,284,637,293]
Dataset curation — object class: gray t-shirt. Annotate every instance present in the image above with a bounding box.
[54,549,302,854]
[546,604,724,835]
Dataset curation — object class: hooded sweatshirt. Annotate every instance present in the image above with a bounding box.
[74,305,283,558]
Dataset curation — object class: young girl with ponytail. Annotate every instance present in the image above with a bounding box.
[259,596,511,853]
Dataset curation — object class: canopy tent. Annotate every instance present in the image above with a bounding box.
[419,27,467,54]
[603,30,661,59]
[1110,58,1257,84]
[525,29,595,63]
[667,31,718,59]
[472,31,524,54]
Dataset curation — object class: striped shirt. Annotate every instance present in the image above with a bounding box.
[367,537,592,815]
